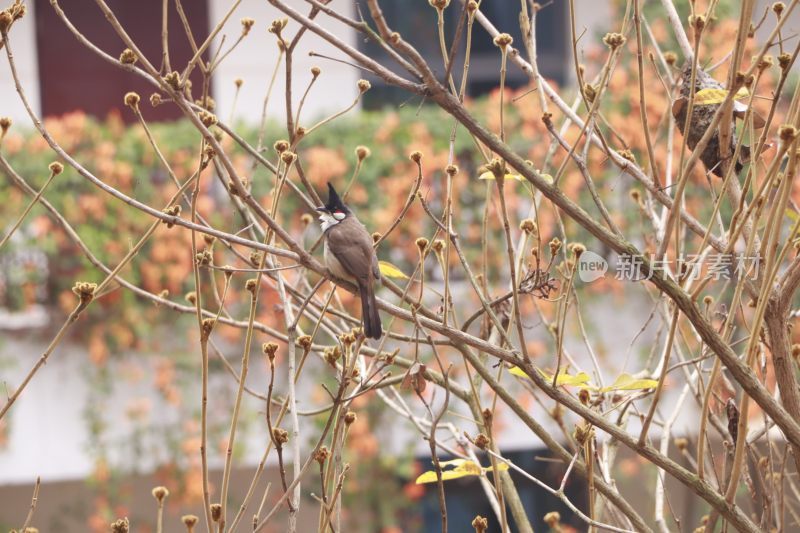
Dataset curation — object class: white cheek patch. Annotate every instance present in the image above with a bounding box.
[319,212,340,232]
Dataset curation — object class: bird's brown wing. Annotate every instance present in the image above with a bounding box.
[326,218,377,283]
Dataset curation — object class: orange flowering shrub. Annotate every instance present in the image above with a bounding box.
[2,0,798,529]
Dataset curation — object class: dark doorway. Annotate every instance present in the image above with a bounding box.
[358,1,568,109]
[35,0,210,121]
[414,449,588,532]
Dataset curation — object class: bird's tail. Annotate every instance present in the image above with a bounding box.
[359,282,382,340]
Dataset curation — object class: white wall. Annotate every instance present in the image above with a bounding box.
[209,0,360,125]
[0,332,279,485]
[0,279,697,486]
[756,0,800,51]
[4,0,796,131]
[0,336,93,483]
[0,0,359,128]
[0,1,41,126]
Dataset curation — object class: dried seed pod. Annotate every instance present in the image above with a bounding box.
[357,79,371,93]
[493,33,513,49]
[151,486,169,503]
[241,17,255,35]
[111,517,130,533]
[119,48,137,65]
[124,92,140,108]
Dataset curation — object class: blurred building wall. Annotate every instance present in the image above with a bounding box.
[0,0,626,127]
[208,0,360,125]
[0,0,41,126]
[0,466,316,532]
[0,0,360,126]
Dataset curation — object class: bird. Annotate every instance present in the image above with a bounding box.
[316,182,382,339]
[672,64,763,178]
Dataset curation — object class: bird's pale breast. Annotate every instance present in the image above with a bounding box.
[323,239,355,282]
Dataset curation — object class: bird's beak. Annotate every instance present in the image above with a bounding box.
[315,206,327,212]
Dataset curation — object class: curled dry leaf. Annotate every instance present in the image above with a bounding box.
[401,362,427,394]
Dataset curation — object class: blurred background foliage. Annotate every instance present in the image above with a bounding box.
[0,10,790,529]
[1,17,783,346]
[1,92,562,344]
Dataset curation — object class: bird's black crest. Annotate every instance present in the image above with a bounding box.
[324,182,349,214]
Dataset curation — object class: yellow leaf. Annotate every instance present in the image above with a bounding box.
[509,366,591,386]
[415,470,470,484]
[540,368,592,386]
[693,87,750,105]
[415,459,509,484]
[510,371,657,393]
[786,208,800,224]
[509,366,528,378]
[479,171,524,181]
[599,373,658,392]
[379,261,409,279]
[438,458,469,467]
